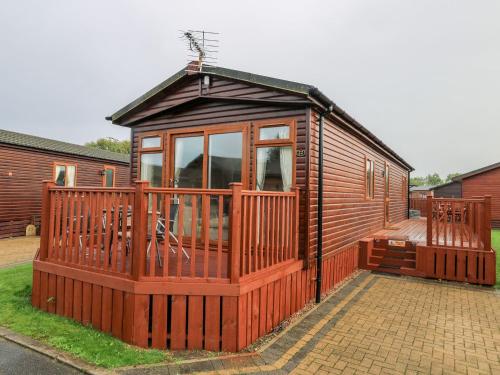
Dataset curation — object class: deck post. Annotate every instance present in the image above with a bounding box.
[426,196,433,246]
[131,180,149,280]
[483,195,492,250]
[229,183,242,283]
[293,187,300,259]
[39,180,54,261]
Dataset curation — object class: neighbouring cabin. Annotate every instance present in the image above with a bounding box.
[431,181,462,198]
[31,62,493,353]
[454,162,500,228]
[0,129,130,238]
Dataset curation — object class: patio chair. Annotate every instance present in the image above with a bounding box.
[146,211,191,268]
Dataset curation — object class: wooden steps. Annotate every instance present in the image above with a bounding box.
[367,238,418,274]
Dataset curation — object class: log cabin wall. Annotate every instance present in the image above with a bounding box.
[461,167,500,228]
[0,144,130,238]
[124,75,311,261]
[307,110,409,263]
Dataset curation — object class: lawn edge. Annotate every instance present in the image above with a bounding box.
[0,326,109,375]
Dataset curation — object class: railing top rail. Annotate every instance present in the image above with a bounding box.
[242,190,296,197]
[144,187,232,195]
[430,197,485,203]
[48,186,135,193]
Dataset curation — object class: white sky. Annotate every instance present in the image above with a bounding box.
[1,0,499,176]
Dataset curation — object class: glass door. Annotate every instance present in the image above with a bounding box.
[170,134,204,239]
[169,131,243,241]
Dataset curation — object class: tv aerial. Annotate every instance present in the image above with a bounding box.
[180,30,219,72]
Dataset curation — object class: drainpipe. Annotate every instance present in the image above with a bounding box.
[316,106,332,304]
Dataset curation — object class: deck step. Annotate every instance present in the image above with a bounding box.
[369,255,416,268]
[372,248,416,260]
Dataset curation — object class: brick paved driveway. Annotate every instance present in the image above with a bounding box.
[0,236,39,268]
[122,272,500,374]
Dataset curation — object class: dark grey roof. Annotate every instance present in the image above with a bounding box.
[0,128,129,164]
[107,64,412,171]
[430,181,459,190]
[410,185,435,192]
[453,162,500,181]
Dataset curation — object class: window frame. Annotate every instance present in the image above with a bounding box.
[164,122,250,189]
[137,131,166,185]
[53,162,77,187]
[384,162,390,197]
[102,165,116,187]
[402,175,407,201]
[365,157,375,200]
[139,131,163,152]
[253,118,296,190]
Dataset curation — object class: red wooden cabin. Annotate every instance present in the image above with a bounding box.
[454,162,500,228]
[31,63,495,352]
[0,129,130,238]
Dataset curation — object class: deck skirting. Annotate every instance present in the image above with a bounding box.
[31,242,359,351]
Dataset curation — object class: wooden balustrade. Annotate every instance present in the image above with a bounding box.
[38,181,300,283]
[42,182,135,276]
[426,196,492,250]
[239,188,300,277]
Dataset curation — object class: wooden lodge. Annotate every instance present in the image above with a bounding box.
[31,63,496,352]
[0,129,130,238]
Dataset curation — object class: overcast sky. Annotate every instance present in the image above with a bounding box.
[1,1,499,176]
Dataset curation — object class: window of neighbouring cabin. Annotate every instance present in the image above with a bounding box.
[365,158,375,199]
[103,165,115,187]
[54,164,76,187]
[141,136,161,149]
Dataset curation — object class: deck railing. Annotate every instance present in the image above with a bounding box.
[426,196,492,250]
[38,181,300,283]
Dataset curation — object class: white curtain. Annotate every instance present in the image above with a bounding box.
[256,148,267,191]
[66,166,76,187]
[279,146,292,192]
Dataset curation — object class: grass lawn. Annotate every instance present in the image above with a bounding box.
[0,263,172,368]
[492,229,500,289]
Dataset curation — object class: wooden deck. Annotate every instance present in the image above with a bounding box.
[374,218,427,244]
[374,217,482,248]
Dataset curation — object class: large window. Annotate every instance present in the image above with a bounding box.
[139,132,164,187]
[140,153,163,187]
[54,163,76,187]
[365,158,375,199]
[102,165,115,187]
[254,120,295,192]
[402,176,407,201]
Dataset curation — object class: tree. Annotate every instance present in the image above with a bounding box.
[410,176,426,186]
[85,137,130,154]
[445,173,461,182]
[425,173,443,186]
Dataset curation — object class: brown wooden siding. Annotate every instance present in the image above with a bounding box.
[307,110,409,262]
[0,144,130,238]
[121,76,304,126]
[462,167,500,227]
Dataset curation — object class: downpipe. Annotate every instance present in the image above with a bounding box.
[316,106,332,303]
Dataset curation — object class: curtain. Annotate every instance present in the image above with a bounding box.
[256,148,267,191]
[279,146,292,192]
[66,166,76,187]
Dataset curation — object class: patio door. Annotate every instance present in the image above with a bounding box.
[168,127,246,241]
